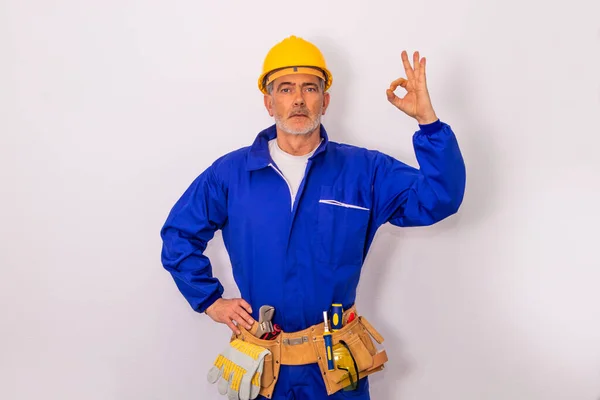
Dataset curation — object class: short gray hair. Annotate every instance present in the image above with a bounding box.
[266,78,325,95]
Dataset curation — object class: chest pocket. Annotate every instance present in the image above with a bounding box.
[316,185,371,266]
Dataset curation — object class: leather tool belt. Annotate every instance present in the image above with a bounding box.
[231,305,388,398]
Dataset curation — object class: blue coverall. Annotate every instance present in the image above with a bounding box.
[160,119,466,399]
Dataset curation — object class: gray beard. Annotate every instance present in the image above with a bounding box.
[274,104,323,135]
[274,115,321,135]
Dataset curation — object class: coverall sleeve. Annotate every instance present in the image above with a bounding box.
[160,162,228,313]
[372,119,466,227]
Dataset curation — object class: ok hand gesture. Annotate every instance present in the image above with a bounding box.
[386,51,439,125]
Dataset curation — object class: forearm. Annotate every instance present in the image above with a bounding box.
[161,233,225,313]
[373,119,466,227]
[410,119,466,218]
[160,163,229,314]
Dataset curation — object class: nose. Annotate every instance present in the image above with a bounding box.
[293,92,305,107]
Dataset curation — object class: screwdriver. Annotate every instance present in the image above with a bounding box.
[323,311,335,370]
[331,303,343,331]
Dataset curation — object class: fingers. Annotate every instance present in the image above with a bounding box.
[238,299,253,315]
[210,298,255,335]
[226,312,251,335]
[387,77,407,108]
[234,304,255,328]
[385,88,394,101]
[401,50,415,80]
[385,88,396,104]
[389,77,408,92]
[234,298,254,328]
[413,51,420,78]
[386,88,403,109]
[401,50,427,82]
[225,319,240,335]
[227,299,254,333]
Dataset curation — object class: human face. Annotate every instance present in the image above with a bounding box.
[264,73,330,135]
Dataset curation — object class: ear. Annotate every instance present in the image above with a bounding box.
[264,94,274,117]
[321,92,331,115]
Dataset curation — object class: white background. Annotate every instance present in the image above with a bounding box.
[1,0,599,399]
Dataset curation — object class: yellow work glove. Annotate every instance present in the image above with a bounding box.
[207,339,270,400]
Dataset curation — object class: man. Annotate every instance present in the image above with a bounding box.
[160,35,466,400]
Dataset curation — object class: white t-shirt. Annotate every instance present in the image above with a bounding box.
[268,138,321,208]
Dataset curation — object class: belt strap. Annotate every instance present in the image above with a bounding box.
[236,305,359,366]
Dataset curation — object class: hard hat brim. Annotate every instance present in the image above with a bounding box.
[258,65,333,94]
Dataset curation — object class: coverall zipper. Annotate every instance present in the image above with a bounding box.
[268,163,294,211]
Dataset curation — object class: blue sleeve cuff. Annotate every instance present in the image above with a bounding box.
[418,119,442,135]
[197,289,223,314]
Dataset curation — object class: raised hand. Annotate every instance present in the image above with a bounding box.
[386,50,438,125]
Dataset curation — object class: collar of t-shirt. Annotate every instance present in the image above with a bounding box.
[268,138,322,207]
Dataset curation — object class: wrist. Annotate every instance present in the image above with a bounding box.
[416,114,438,125]
[202,294,223,315]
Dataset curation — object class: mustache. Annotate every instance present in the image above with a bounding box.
[288,108,310,118]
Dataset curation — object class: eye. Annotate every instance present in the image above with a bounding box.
[306,87,316,92]
[280,88,291,93]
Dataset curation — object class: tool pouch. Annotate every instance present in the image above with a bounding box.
[312,316,388,396]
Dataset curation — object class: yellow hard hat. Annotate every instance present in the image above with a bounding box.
[258,35,333,94]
